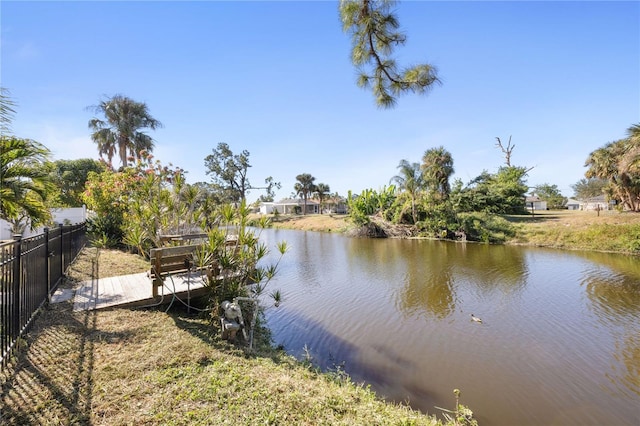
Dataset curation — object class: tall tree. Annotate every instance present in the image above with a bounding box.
[314,183,331,214]
[390,159,423,223]
[47,158,105,207]
[339,0,440,108]
[571,178,607,200]
[1,87,16,134]
[88,94,162,169]
[532,184,567,209]
[256,176,282,203]
[294,173,316,215]
[584,125,640,212]
[204,143,252,203]
[421,146,454,200]
[495,136,515,167]
[619,123,640,178]
[1,136,53,231]
[454,167,529,214]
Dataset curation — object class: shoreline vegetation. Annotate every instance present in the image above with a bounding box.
[264,209,640,255]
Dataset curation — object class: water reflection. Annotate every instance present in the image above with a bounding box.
[267,309,359,372]
[346,239,530,320]
[583,269,640,318]
[576,252,640,397]
[397,242,456,320]
[615,332,640,397]
[260,229,640,425]
[452,244,528,293]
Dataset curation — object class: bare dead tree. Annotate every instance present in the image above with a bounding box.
[495,136,515,166]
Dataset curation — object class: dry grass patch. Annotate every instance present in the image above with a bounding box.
[65,247,149,283]
[507,210,640,253]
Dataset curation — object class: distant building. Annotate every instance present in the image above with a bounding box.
[259,198,319,215]
[258,197,347,215]
[566,198,580,210]
[525,196,547,211]
[579,195,612,211]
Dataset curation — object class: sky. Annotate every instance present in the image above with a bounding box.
[2,0,639,203]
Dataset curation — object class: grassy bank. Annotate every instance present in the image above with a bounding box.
[262,210,640,254]
[505,210,640,253]
[1,248,463,425]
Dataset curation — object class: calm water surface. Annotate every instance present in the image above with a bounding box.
[259,228,640,426]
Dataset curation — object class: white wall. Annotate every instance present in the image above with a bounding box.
[259,203,274,214]
[0,206,87,241]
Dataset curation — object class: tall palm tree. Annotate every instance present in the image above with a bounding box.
[620,123,640,175]
[0,136,52,231]
[390,160,423,223]
[585,134,640,212]
[88,94,162,169]
[314,183,331,214]
[421,146,454,200]
[294,173,316,215]
[1,87,16,134]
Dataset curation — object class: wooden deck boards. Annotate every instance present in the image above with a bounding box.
[71,271,210,311]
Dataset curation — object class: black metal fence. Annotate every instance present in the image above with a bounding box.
[1,223,86,367]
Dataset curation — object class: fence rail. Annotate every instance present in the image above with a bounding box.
[1,223,86,368]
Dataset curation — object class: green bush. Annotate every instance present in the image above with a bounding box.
[86,213,124,248]
[457,212,515,243]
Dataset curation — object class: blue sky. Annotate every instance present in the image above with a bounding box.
[2,1,639,202]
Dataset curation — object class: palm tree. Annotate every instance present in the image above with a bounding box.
[421,146,454,200]
[620,123,640,176]
[294,173,316,215]
[314,183,331,214]
[88,94,162,169]
[585,132,640,212]
[390,160,423,223]
[1,87,16,134]
[1,136,52,231]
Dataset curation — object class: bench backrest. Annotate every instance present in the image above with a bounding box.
[149,244,204,297]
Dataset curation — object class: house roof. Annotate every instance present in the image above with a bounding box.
[582,195,607,203]
[525,196,544,202]
[274,198,319,205]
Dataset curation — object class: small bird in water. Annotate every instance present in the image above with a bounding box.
[470,313,483,323]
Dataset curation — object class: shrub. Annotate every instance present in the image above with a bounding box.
[86,213,123,248]
[457,212,515,243]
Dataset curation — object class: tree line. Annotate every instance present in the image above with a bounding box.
[3,84,639,245]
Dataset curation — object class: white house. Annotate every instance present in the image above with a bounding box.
[258,202,275,215]
[525,196,547,211]
[277,198,319,215]
[259,197,349,215]
[566,198,580,210]
[580,195,612,211]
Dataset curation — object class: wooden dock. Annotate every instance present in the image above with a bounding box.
[64,271,210,311]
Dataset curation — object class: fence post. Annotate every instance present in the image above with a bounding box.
[11,234,22,340]
[44,227,50,300]
[58,223,64,279]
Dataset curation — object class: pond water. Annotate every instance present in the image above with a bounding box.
[258,228,640,426]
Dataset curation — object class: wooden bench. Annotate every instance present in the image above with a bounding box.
[149,236,240,298]
[149,244,208,298]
